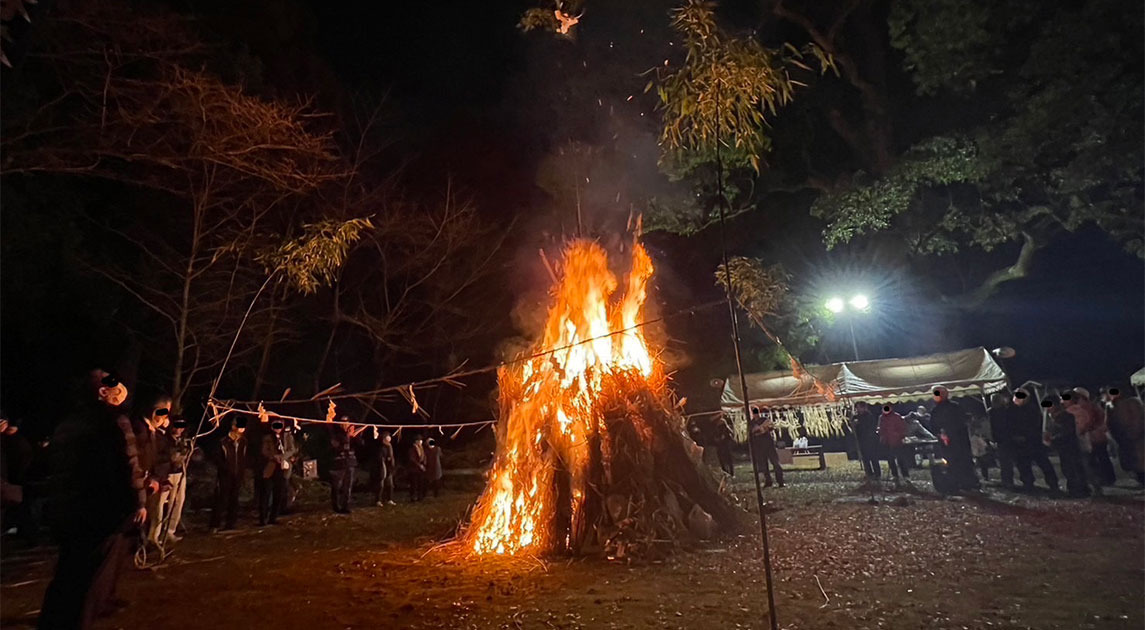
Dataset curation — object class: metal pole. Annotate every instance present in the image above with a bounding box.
[848,316,859,361]
[713,88,780,630]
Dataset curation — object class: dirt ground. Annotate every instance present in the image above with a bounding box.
[2,461,1142,630]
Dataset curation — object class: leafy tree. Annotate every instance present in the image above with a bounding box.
[641,0,1141,304]
[714,257,824,371]
[641,0,832,234]
[813,0,1143,304]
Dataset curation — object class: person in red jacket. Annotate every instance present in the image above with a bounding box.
[878,405,910,483]
[1072,387,1116,487]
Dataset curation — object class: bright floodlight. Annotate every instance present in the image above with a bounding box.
[850,294,870,311]
[826,297,845,313]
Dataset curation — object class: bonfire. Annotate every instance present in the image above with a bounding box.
[466,239,738,558]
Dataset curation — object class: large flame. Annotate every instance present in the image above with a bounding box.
[468,240,659,555]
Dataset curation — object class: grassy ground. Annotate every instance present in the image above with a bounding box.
[2,460,1142,630]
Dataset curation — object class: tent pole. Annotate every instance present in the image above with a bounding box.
[713,87,779,630]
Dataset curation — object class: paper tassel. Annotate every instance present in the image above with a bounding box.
[408,386,420,415]
[325,400,336,423]
[372,426,379,440]
[258,402,269,424]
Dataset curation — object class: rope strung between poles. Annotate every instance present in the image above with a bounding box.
[218,298,726,409]
[210,405,498,431]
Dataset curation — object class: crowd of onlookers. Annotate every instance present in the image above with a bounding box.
[848,385,1144,497]
[4,367,1143,629]
[0,369,449,630]
[693,384,1145,498]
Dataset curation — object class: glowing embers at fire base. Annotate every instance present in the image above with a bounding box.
[468,240,658,555]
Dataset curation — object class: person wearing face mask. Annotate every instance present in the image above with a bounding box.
[877,405,909,484]
[987,393,1019,488]
[39,370,147,630]
[330,418,367,514]
[209,418,248,532]
[1009,389,1060,493]
[138,395,173,546]
[257,420,290,526]
[161,416,192,543]
[749,407,785,489]
[929,386,980,491]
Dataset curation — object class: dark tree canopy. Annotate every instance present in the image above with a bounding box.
[813,0,1143,304]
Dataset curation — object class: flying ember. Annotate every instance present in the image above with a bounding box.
[466,239,735,557]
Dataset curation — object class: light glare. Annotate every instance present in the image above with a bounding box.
[850,294,870,311]
[826,297,845,313]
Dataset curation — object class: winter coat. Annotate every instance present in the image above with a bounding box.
[854,409,880,450]
[216,434,248,480]
[261,433,289,479]
[877,411,908,447]
[330,426,359,471]
[48,402,147,539]
[1109,397,1145,472]
[988,404,1015,448]
[1009,403,1045,452]
[408,442,427,473]
[1079,399,1108,444]
[426,445,443,481]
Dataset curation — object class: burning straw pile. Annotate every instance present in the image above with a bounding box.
[464,240,739,559]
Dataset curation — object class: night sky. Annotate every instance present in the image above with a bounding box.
[296,0,1143,388]
[1,0,1141,425]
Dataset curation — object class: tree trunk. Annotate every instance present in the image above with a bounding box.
[945,232,1043,309]
[251,290,279,400]
[314,283,340,397]
[771,0,895,174]
[171,206,202,413]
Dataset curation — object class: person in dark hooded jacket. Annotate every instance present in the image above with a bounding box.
[929,387,980,491]
[852,402,881,479]
[39,370,146,630]
[1009,389,1059,492]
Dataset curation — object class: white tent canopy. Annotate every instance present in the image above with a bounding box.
[1132,367,1145,387]
[721,347,1009,413]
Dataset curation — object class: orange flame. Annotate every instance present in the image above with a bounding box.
[467,240,658,555]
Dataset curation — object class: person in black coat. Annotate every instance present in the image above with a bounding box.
[1044,396,1089,497]
[712,415,736,478]
[371,430,397,506]
[852,402,881,479]
[39,370,147,630]
[257,421,290,526]
[209,418,248,531]
[930,387,980,491]
[1009,389,1060,492]
[330,419,366,513]
[988,393,1019,488]
[749,408,785,488]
